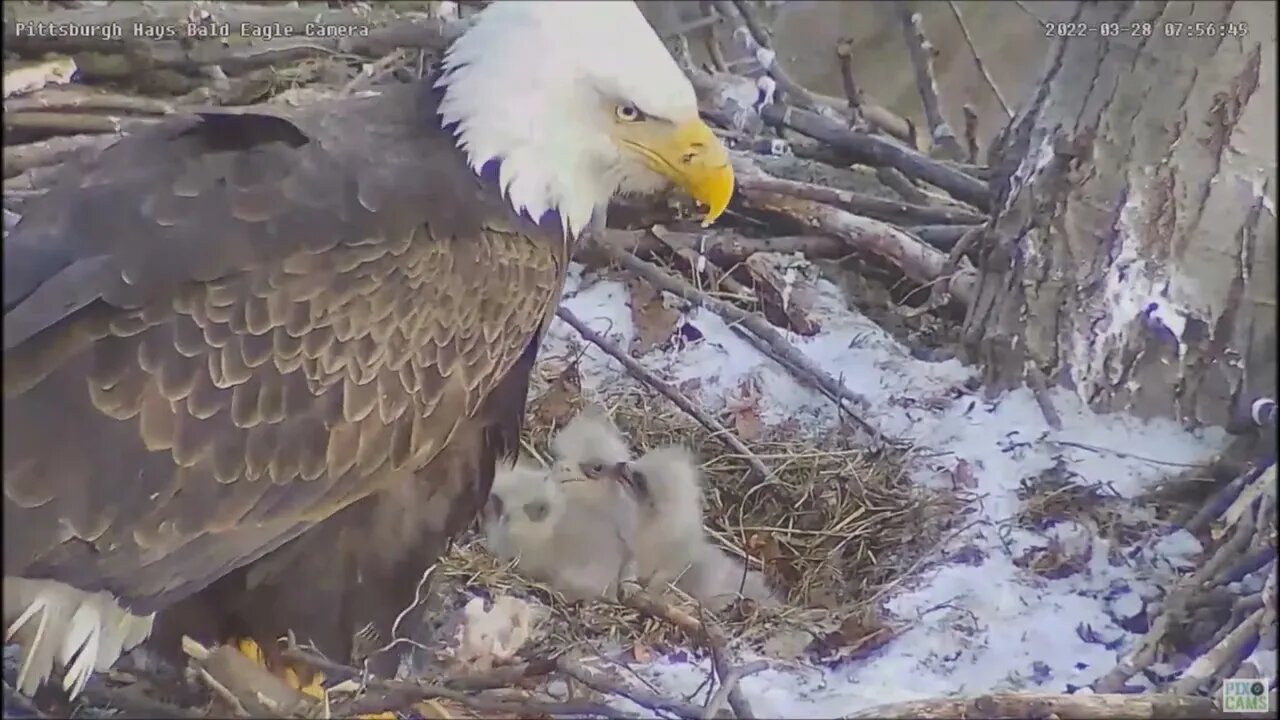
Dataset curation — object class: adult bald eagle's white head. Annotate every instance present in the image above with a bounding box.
[436,0,734,238]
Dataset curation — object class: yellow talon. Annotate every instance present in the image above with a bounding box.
[415,700,454,719]
[232,636,327,700]
[283,665,327,700]
[236,637,267,665]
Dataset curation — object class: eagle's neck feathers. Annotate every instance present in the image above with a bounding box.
[434,54,611,242]
[432,1,697,241]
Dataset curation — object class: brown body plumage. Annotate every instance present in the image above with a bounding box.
[3,80,566,688]
[4,0,735,696]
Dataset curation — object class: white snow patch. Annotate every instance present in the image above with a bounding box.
[537,260,1233,718]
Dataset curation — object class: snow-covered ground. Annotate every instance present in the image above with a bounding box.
[540,260,1235,717]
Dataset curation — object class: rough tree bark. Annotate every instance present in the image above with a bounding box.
[963,0,1276,430]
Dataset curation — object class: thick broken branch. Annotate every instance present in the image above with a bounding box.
[738,172,986,227]
[2,112,158,136]
[4,87,176,115]
[835,39,917,144]
[761,104,991,211]
[895,3,965,161]
[733,158,979,307]
[3,134,117,178]
[847,691,1227,719]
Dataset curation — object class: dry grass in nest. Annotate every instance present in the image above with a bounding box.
[1009,463,1171,578]
[440,365,962,652]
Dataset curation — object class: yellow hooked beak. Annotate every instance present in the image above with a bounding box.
[623,118,734,227]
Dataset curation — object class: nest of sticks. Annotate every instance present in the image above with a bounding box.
[436,376,961,656]
[4,1,1276,719]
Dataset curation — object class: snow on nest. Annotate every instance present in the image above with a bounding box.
[537,258,1230,718]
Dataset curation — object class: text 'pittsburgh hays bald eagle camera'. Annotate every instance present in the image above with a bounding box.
[3,1,733,700]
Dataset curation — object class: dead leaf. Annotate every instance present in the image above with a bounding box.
[747,532,802,586]
[803,607,899,661]
[529,363,582,428]
[732,407,763,441]
[626,276,680,355]
[631,641,653,663]
[725,376,765,441]
[743,254,821,336]
[677,377,703,397]
[951,459,978,489]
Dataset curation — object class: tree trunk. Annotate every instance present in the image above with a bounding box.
[963,0,1276,430]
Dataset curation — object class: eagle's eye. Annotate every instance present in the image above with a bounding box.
[615,103,644,123]
[582,462,607,479]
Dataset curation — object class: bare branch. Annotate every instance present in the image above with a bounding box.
[848,691,1227,719]
[946,1,1014,118]
[894,3,965,161]
[594,239,893,447]
[556,305,774,485]
[760,104,991,212]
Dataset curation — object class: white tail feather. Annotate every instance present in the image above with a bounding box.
[3,578,155,698]
[59,602,101,697]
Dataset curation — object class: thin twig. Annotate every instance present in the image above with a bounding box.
[557,657,705,720]
[341,49,408,95]
[281,643,637,720]
[946,1,1013,118]
[702,660,767,720]
[556,305,773,484]
[713,0,843,125]
[194,667,251,719]
[595,239,892,447]
[662,8,724,40]
[908,223,984,316]
[619,589,759,719]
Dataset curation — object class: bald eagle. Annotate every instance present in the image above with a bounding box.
[3,0,732,699]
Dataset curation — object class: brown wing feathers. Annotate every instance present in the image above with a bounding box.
[4,83,566,634]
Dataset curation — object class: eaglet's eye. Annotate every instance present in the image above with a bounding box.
[582,462,607,479]
[523,501,550,522]
[615,103,644,122]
